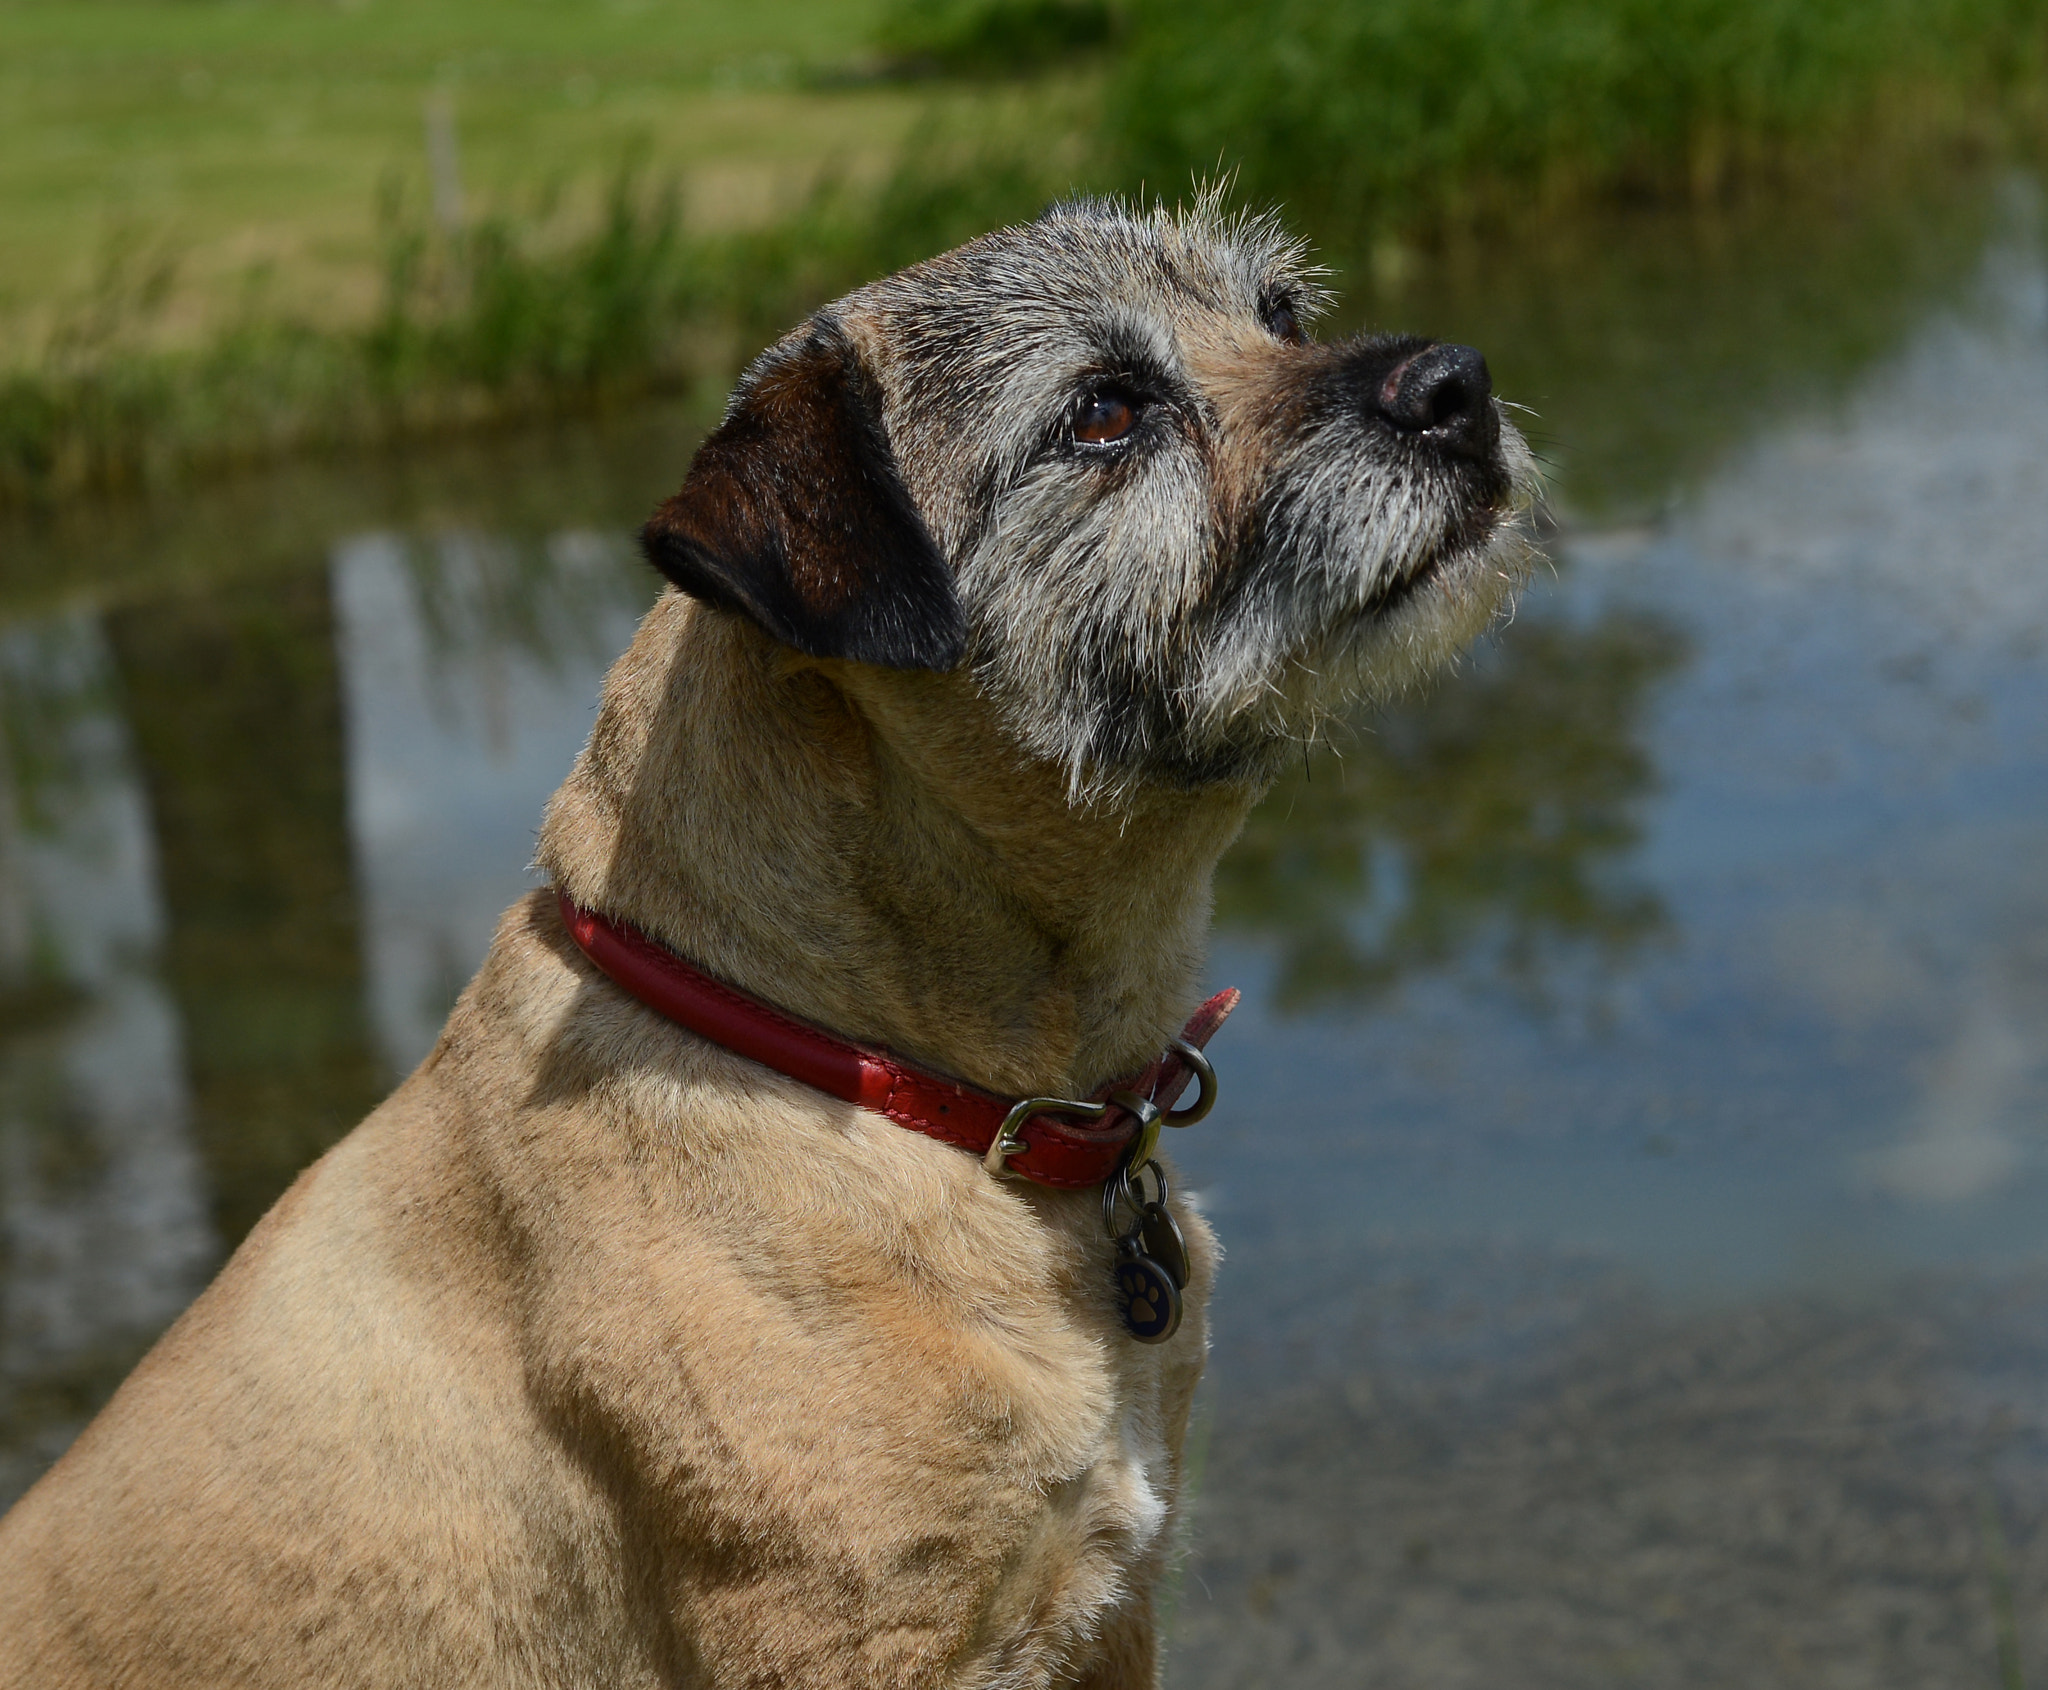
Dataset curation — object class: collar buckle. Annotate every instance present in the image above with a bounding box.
[983,1095,1112,1177]
[984,1034,1220,1180]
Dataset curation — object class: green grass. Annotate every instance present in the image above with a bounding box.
[1,164,706,504]
[0,0,912,355]
[0,0,1078,505]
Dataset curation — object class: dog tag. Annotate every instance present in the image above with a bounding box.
[1113,1246,1183,1343]
[1138,1201,1189,1290]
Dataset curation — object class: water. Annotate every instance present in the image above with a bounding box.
[2,174,2044,1685]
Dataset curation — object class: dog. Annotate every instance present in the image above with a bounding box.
[0,194,1535,1687]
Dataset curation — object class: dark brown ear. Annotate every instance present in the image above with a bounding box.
[638,317,964,671]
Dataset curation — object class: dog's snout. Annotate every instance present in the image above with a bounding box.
[1374,342,1497,458]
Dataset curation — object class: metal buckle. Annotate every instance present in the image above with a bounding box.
[983,1094,1111,1176]
[984,1038,1218,1180]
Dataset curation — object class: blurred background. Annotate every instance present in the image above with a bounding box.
[3,1,2047,1682]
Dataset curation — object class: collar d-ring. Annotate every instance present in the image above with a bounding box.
[1161,1037,1218,1126]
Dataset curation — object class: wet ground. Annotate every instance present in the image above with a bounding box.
[2,170,2045,1684]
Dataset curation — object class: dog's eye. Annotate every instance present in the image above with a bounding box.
[1265,298,1304,344]
[1073,391,1138,445]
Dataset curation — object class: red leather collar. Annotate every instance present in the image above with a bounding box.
[557,892,1236,1191]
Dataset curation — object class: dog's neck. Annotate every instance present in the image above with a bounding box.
[537,595,1258,1097]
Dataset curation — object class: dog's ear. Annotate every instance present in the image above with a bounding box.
[638,318,965,671]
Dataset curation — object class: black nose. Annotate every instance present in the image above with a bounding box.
[1374,342,1496,458]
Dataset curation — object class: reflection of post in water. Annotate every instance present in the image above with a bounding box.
[105,572,383,1250]
[1215,610,1686,1010]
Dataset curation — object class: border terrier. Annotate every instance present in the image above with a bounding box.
[0,195,1536,1686]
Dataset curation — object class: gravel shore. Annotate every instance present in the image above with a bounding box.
[1168,1275,2047,1689]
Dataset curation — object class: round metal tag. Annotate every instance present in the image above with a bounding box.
[1113,1252,1183,1343]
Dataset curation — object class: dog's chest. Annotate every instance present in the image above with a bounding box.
[943,1222,1216,1678]
[507,1036,1220,1683]
[915,1340,1195,1685]
[604,1305,1202,1688]
[700,1237,1205,1683]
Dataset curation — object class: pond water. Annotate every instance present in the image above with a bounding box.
[2,171,2045,1686]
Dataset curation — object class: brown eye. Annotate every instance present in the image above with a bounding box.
[1074,391,1137,445]
[1267,300,1303,343]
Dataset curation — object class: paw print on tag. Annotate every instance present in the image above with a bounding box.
[1115,1254,1182,1343]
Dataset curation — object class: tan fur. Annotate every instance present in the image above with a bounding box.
[0,200,1533,1687]
[0,597,1231,1689]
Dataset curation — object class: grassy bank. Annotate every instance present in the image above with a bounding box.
[1110,0,2048,235]
[2,172,700,505]
[4,0,2046,511]
[0,134,1074,506]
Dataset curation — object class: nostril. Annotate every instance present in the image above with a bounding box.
[1375,343,1494,448]
[1421,374,1472,427]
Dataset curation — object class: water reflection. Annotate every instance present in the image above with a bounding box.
[105,576,383,1249]
[0,616,211,1502]
[1217,610,1685,1010]
[334,528,645,1073]
[0,519,652,1498]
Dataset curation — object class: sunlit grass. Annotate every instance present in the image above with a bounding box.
[0,0,910,353]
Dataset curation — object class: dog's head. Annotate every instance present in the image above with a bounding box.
[642,194,1539,797]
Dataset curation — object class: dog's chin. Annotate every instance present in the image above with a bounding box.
[1120,505,1537,800]
[1365,492,1513,617]
[1317,497,1539,702]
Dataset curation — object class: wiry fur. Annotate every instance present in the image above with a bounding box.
[838,192,1539,797]
[0,197,1536,1688]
